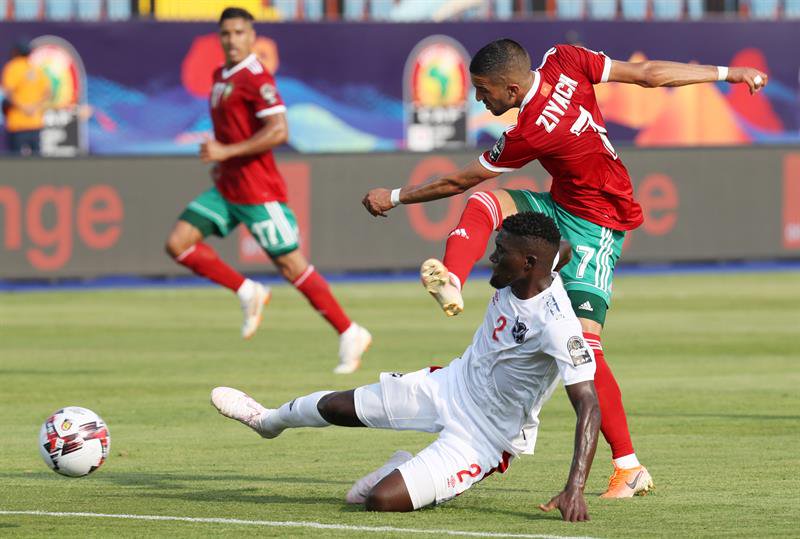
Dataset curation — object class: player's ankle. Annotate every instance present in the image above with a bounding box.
[613,453,640,469]
[236,278,256,301]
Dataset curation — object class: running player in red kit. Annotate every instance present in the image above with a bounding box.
[166,7,370,374]
[363,39,767,495]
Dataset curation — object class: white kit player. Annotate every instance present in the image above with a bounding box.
[211,212,602,522]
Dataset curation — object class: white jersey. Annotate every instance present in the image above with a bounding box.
[452,273,596,456]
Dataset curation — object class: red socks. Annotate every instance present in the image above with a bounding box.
[292,265,352,334]
[583,332,635,459]
[442,192,502,288]
[175,242,245,292]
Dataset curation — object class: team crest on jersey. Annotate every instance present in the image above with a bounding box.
[259,83,278,106]
[489,134,505,162]
[211,82,234,108]
[567,336,593,366]
[511,317,528,344]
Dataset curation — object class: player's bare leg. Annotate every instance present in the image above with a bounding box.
[345,450,413,504]
[580,317,653,498]
[273,250,371,373]
[364,470,415,512]
[211,388,362,439]
[166,220,270,339]
[424,190,517,316]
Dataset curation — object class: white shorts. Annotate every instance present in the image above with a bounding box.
[354,365,513,509]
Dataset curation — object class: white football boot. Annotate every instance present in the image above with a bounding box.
[240,282,271,340]
[334,323,372,374]
[210,387,283,439]
[420,258,463,317]
[345,450,414,504]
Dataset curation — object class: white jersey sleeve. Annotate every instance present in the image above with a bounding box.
[541,322,596,386]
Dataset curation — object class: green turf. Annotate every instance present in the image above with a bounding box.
[1,272,798,538]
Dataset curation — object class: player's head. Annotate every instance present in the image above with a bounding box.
[470,39,531,116]
[219,7,256,66]
[489,212,560,290]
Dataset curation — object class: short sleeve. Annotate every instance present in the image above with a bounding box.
[542,323,596,386]
[554,44,612,84]
[479,130,538,173]
[251,72,286,118]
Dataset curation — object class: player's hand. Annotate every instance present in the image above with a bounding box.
[728,67,768,95]
[362,188,394,217]
[538,486,589,522]
[200,137,231,163]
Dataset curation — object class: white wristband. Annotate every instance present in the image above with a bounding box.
[390,188,402,207]
[717,66,728,82]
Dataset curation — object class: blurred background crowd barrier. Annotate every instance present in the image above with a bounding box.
[2,147,798,279]
[0,17,797,155]
[1,0,800,21]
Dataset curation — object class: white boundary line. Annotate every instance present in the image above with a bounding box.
[0,510,598,539]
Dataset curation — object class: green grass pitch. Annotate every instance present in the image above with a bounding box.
[1,272,798,537]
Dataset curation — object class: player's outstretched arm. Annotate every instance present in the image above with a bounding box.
[200,113,289,163]
[608,59,767,95]
[362,159,499,217]
[539,380,600,522]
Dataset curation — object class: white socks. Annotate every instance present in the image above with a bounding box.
[236,279,256,302]
[260,391,332,432]
[614,453,641,469]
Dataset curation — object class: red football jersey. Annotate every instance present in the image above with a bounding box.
[480,44,643,231]
[210,53,288,204]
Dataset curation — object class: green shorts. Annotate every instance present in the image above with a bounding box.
[505,189,625,323]
[179,187,300,257]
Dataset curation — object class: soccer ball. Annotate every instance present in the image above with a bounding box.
[39,407,110,477]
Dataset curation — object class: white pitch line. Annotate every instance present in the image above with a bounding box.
[0,510,599,539]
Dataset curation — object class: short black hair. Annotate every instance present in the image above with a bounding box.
[219,6,254,25]
[501,212,560,247]
[470,39,531,77]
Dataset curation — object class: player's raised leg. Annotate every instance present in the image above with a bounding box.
[423,190,517,315]
[166,194,271,339]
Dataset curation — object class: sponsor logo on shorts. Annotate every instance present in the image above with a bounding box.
[577,301,594,312]
[389,372,405,378]
[567,336,593,366]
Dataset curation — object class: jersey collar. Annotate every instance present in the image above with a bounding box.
[221,53,257,80]
[518,71,541,115]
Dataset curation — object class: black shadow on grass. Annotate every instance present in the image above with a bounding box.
[0,472,351,489]
[138,488,343,506]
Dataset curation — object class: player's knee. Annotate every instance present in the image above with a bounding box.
[317,391,361,426]
[365,471,415,512]
[364,487,412,512]
[165,230,194,259]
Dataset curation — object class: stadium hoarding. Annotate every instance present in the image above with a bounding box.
[1,147,799,279]
[0,21,798,155]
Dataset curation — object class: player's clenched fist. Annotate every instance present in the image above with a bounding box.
[200,137,231,163]
[362,188,393,217]
[538,486,590,522]
[727,66,768,95]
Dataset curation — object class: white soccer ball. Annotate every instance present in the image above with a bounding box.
[39,407,110,477]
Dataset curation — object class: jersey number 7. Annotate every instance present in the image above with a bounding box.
[570,106,617,159]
